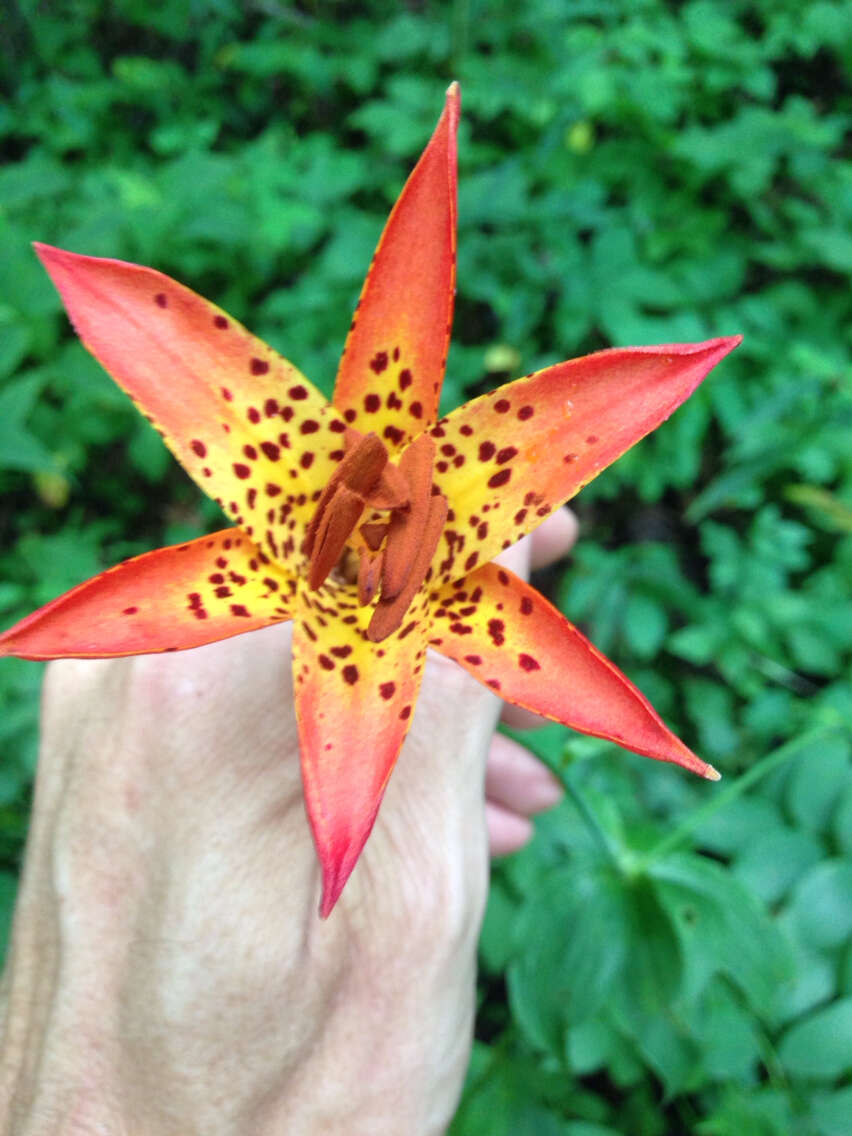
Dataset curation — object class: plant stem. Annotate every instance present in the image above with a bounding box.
[637,724,842,869]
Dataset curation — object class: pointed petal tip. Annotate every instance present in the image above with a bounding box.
[704,764,722,782]
[32,240,71,263]
[712,333,743,354]
[446,80,461,105]
[318,857,352,919]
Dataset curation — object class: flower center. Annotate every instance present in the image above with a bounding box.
[304,430,448,641]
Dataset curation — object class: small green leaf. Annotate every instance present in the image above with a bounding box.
[778,998,852,1080]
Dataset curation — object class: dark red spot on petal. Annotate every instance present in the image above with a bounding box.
[231,605,251,618]
[300,452,315,470]
[264,399,279,417]
[399,369,413,390]
[488,468,512,488]
[247,407,261,424]
[154,292,167,308]
[342,664,359,685]
[214,315,228,329]
[520,596,534,615]
[399,705,412,720]
[191,439,207,458]
[122,606,138,615]
[464,654,482,665]
[289,386,308,400]
[460,424,473,436]
[586,435,598,444]
[251,358,270,375]
[494,399,510,413]
[364,393,381,413]
[243,444,258,460]
[518,405,534,420]
[221,387,233,401]
[409,401,423,418]
[369,351,389,374]
[300,420,319,434]
[519,653,540,671]
[233,463,251,479]
[380,681,396,700]
[319,654,335,670]
[478,441,496,461]
[496,446,517,464]
[260,441,280,461]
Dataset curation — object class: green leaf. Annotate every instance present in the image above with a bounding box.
[0,375,56,472]
[508,864,630,1051]
[810,1085,852,1136]
[651,852,792,1014]
[734,826,823,904]
[778,998,852,1080]
[785,860,852,952]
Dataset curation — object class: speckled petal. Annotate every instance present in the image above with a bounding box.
[0,528,294,659]
[430,337,742,584]
[332,84,459,447]
[429,562,718,779]
[292,582,429,916]
[35,243,347,561]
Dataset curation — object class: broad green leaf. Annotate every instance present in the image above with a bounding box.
[778,998,852,1080]
[508,864,630,1051]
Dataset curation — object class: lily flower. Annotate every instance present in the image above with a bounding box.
[0,84,740,915]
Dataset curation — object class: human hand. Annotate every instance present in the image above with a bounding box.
[0,510,576,1136]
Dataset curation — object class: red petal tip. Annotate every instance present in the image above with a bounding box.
[318,856,354,919]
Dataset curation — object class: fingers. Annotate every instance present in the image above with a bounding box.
[485,733,563,857]
[494,506,578,582]
[500,703,548,731]
[486,802,533,858]
[530,506,579,570]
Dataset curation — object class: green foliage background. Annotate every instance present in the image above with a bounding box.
[1,1,850,1131]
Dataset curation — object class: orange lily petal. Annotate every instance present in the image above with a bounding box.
[0,528,293,660]
[429,562,718,779]
[332,83,459,443]
[430,337,742,584]
[292,583,428,915]
[35,244,347,558]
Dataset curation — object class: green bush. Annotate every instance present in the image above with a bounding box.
[1,1,850,1130]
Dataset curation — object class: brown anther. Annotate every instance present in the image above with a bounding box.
[367,491,448,642]
[304,432,388,562]
[380,434,437,601]
[307,485,364,591]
